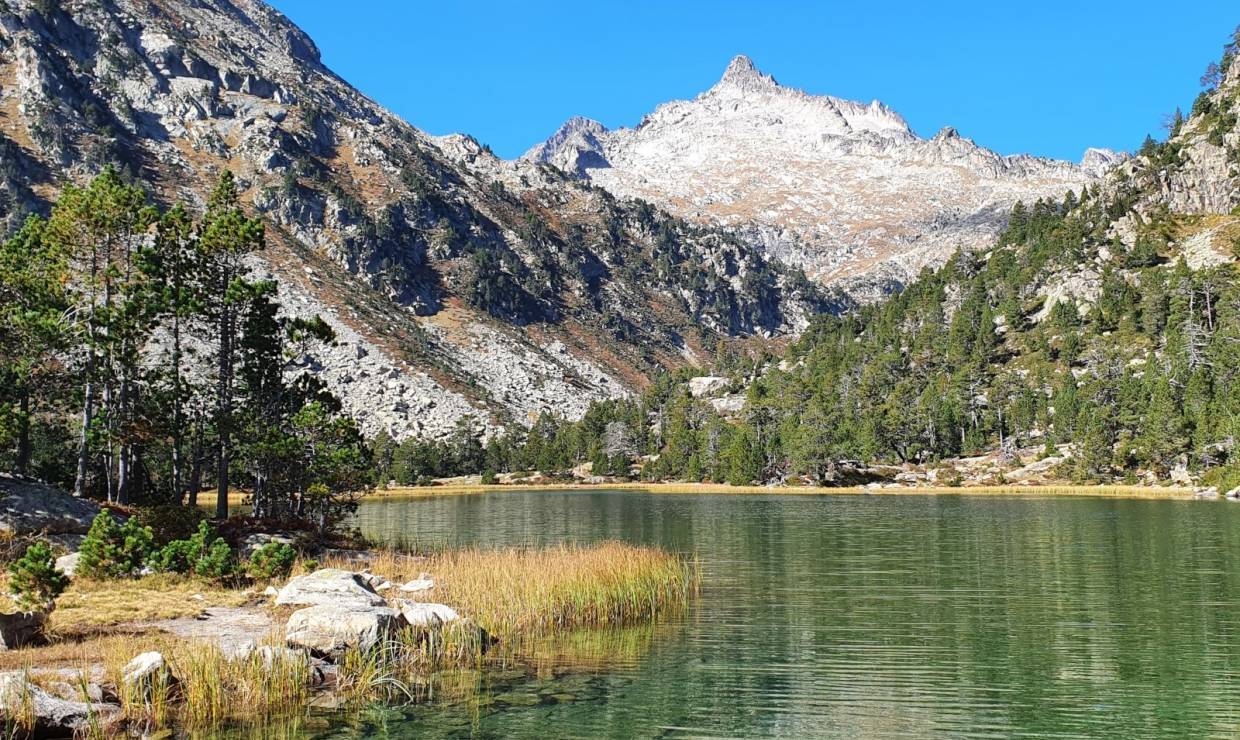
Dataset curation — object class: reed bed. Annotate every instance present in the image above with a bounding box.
[321,541,699,641]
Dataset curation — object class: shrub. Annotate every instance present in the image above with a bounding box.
[8,542,68,610]
[78,511,156,579]
[149,521,237,580]
[246,543,296,580]
[136,504,207,545]
[195,539,236,580]
[480,470,497,485]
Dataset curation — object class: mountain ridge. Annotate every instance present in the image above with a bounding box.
[0,0,831,441]
[525,55,1126,300]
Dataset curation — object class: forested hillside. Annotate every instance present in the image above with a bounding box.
[387,29,1240,491]
[1,169,371,521]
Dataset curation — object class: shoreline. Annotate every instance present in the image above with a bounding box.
[206,481,1206,508]
[367,481,1202,501]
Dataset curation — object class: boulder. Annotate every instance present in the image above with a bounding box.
[240,532,298,558]
[1226,487,1240,500]
[251,645,309,669]
[398,574,434,593]
[398,601,459,628]
[285,604,404,657]
[0,610,46,650]
[358,571,392,592]
[121,652,174,692]
[0,671,118,736]
[54,552,80,578]
[274,569,386,608]
[0,475,103,535]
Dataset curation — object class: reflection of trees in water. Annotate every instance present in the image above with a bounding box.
[352,492,1240,738]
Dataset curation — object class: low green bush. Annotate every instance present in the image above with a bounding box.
[8,542,68,610]
[246,542,296,580]
[148,521,237,580]
[78,510,156,579]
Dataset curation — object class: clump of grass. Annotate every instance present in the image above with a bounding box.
[321,541,698,641]
[424,542,696,638]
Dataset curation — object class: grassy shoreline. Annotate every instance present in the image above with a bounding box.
[0,542,696,736]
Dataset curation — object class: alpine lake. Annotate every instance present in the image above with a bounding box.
[257,489,1240,738]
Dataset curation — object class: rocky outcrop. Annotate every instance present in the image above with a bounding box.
[0,671,118,737]
[284,603,405,657]
[274,569,387,609]
[527,55,1123,302]
[0,475,102,535]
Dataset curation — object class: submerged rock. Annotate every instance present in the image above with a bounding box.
[274,569,387,608]
[285,604,404,657]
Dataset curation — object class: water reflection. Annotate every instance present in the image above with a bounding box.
[317,492,1240,738]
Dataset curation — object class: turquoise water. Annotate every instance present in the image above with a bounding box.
[318,491,1240,738]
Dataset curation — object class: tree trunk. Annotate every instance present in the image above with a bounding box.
[73,360,94,498]
[215,305,233,521]
[171,311,183,501]
[14,391,30,477]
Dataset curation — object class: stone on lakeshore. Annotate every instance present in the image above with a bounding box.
[398,573,434,593]
[398,601,459,628]
[53,552,80,578]
[1195,487,1220,499]
[358,571,393,592]
[250,645,310,670]
[1225,487,1240,500]
[122,651,176,696]
[0,610,47,650]
[264,585,279,597]
[0,671,118,736]
[285,604,405,657]
[274,569,387,608]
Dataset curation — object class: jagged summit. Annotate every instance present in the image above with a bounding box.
[527,56,1116,300]
[714,54,779,92]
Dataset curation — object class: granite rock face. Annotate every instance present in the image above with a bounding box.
[0,475,101,536]
[274,569,387,609]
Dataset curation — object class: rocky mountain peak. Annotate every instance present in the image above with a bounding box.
[713,54,779,93]
[527,56,1112,301]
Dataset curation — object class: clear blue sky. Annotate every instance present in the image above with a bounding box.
[270,1,1238,162]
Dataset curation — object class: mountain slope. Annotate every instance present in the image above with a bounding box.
[0,0,834,441]
[527,55,1125,300]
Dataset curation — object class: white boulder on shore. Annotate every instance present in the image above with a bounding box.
[285,604,405,657]
[274,569,387,609]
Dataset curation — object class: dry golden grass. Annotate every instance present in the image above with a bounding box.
[46,574,254,638]
[321,541,698,641]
